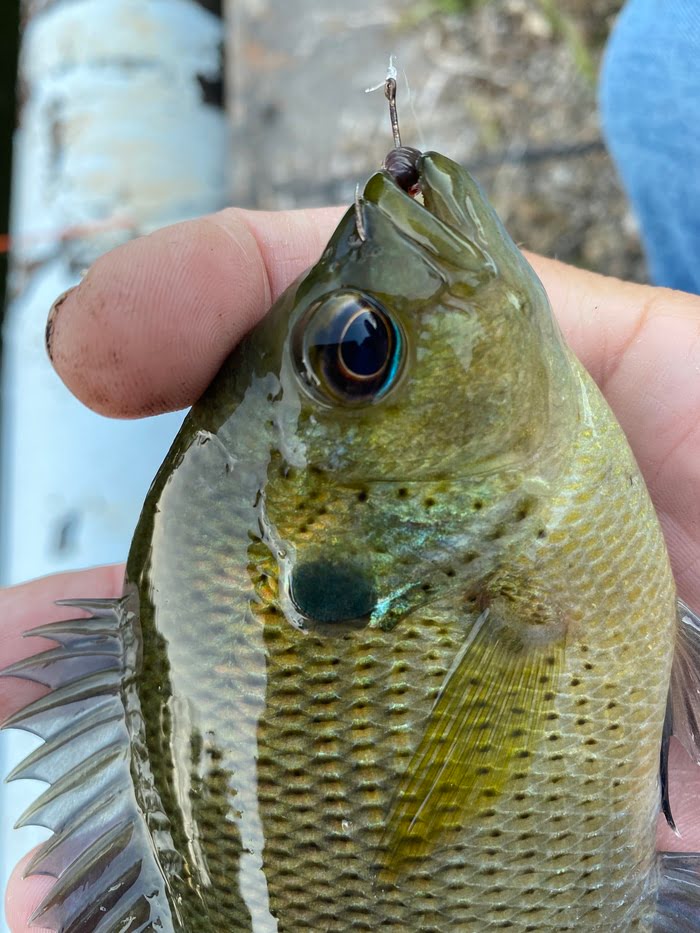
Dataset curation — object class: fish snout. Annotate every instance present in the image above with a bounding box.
[290,558,376,630]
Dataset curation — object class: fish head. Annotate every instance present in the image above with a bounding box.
[205,152,578,632]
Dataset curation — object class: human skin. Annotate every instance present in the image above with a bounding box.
[3,206,700,930]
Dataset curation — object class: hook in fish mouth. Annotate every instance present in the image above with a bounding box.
[382,72,421,194]
[354,152,498,290]
[290,558,376,631]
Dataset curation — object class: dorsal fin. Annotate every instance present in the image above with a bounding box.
[1,598,175,932]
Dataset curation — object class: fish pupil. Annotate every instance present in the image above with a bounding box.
[338,310,391,380]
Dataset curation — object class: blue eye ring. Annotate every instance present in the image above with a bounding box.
[293,291,405,406]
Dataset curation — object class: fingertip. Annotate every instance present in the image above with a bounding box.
[49,212,269,418]
[45,286,78,365]
[48,206,344,419]
[5,850,54,933]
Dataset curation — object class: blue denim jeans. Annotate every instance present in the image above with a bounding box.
[600,0,700,292]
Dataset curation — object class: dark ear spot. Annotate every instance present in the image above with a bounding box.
[290,559,376,626]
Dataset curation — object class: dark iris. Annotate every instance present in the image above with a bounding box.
[292,291,404,405]
[339,310,391,379]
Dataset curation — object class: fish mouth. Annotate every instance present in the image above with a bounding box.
[295,150,500,308]
[357,150,498,284]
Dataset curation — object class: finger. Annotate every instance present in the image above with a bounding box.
[5,850,53,933]
[48,207,343,419]
[528,255,700,460]
[527,255,700,609]
[0,566,124,723]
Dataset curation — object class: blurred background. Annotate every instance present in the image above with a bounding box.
[0,0,635,929]
[229,0,640,279]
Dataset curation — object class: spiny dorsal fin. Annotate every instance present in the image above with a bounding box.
[1,598,175,932]
[5,704,124,783]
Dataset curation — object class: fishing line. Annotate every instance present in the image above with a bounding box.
[401,65,426,152]
[365,56,426,152]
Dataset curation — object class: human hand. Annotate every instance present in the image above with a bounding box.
[3,206,700,929]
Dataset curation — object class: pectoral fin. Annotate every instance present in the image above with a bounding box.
[380,579,565,877]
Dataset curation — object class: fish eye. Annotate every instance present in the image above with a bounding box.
[292,291,404,405]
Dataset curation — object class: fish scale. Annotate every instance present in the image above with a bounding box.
[4,147,700,932]
[129,362,670,930]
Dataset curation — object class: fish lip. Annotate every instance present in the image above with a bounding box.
[366,151,461,233]
[358,151,495,282]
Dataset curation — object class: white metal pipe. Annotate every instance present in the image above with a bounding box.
[0,1,227,925]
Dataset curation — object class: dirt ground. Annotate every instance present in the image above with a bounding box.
[231,0,645,282]
[450,0,643,281]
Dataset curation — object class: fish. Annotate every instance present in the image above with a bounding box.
[4,129,700,932]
